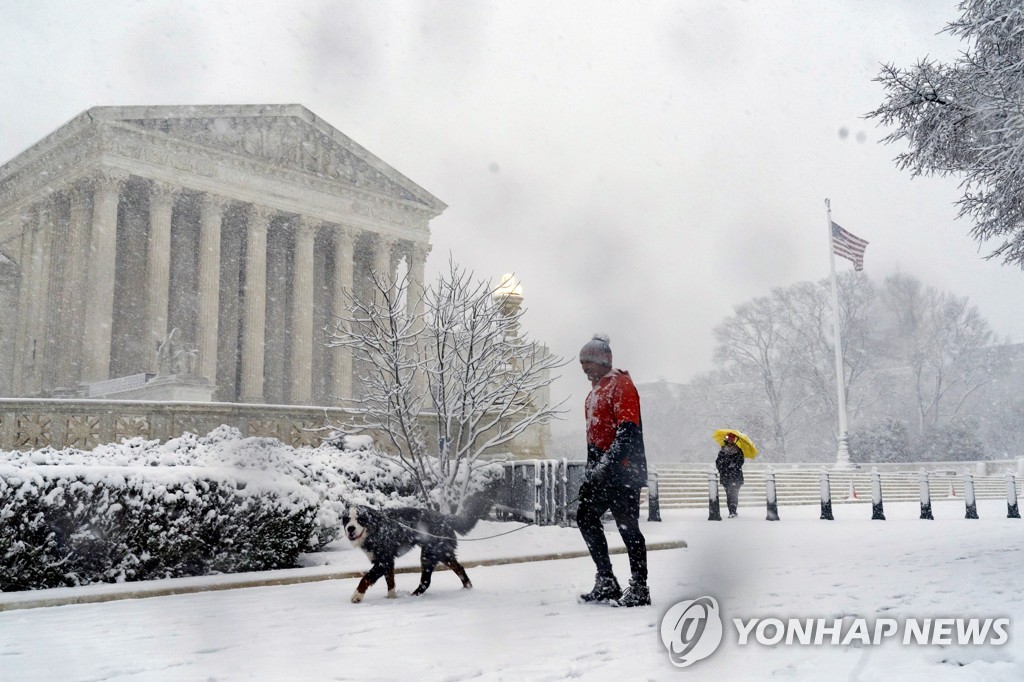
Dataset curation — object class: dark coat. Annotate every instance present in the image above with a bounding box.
[716,444,745,485]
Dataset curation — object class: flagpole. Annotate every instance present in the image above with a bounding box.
[825,198,851,467]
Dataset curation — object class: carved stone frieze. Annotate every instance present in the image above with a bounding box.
[0,399,540,458]
[124,115,422,204]
[288,420,325,448]
[106,124,431,229]
[115,415,151,441]
[0,128,102,211]
[66,415,102,450]
[15,414,52,449]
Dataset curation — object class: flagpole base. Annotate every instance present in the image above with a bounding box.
[835,435,851,468]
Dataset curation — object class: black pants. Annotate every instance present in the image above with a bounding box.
[577,483,647,582]
[724,481,742,515]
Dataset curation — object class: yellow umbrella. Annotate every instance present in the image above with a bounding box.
[712,429,758,459]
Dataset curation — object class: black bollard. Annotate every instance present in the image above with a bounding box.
[1007,472,1020,519]
[870,468,885,520]
[708,472,722,521]
[647,468,662,522]
[819,468,834,520]
[964,472,979,519]
[919,469,934,520]
[765,467,780,521]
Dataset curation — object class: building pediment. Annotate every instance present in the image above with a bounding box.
[0,104,446,217]
[100,105,444,212]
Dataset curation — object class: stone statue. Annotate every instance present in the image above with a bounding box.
[173,348,199,376]
[156,328,180,376]
[157,328,199,376]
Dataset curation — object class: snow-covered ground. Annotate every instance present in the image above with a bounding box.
[1,499,1021,681]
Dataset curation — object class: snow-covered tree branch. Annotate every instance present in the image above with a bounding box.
[867,0,1024,267]
[326,259,567,512]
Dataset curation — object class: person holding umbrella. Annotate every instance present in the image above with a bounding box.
[715,431,748,518]
[576,334,650,607]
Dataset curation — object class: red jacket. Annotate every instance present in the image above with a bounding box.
[584,369,647,487]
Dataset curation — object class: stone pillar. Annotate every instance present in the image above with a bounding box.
[406,242,431,320]
[239,205,272,403]
[12,206,38,394]
[331,225,357,403]
[82,170,127,383]
[28,199,59,393]
[59,186,91,388]
[196,193,226,383]
[290,215,317,404]
[406,241,431,402]
[145,182,177,371]
[373,234,395,290]
[28,200,57,394]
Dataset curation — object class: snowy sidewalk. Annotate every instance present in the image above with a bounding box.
[1,500,1021,681]
[0,516,688,612]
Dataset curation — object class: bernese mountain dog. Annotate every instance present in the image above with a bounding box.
[344,489,496,603]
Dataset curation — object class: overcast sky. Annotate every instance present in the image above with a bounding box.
[3,1,1022,432]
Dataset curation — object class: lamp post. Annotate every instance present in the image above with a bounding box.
[492,273,524,339]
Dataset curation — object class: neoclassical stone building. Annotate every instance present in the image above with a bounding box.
[0,104,444,407]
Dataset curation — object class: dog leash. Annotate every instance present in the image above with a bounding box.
[391,496,582,542]
[391,519,535,541]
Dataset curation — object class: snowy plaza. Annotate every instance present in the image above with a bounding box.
[1,500,1021,681]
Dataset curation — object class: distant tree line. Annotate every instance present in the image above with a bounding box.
[644,271,1021,464]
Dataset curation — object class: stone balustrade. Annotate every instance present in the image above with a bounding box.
[0,398,347,451]
[0,398,550,459]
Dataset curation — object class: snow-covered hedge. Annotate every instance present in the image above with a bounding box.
[0,426,425,591]
[0,464,318,591]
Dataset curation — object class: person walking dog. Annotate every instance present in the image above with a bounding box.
[576,334,650,607]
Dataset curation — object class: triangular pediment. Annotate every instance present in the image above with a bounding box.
[90,105,444,211]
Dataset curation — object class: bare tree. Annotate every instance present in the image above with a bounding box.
[880,273,1003,436]
[867,0,1024,266]
[327,260,566,511]
[713,295,809,460]
[777,273,882,429]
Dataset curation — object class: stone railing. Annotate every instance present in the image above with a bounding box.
[0,398,550,459]
[0,398,349,451]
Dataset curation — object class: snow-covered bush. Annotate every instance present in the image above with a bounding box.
[0,464,318,591]
[2,426,422,551]
[0,427,446,591]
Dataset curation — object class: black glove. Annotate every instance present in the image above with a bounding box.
[585,463,611,486]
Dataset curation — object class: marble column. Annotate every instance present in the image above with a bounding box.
[12,206,38,394]
[406,242,431,321]
[331,225,357,403]
[239,205,272,403]
[82,170,127,383]
[60,186,91,387]
[28,200,57,394]
[196,193,226,383]
[289,215,317,404]
[406,241,431,401]
[372,234,396,301]
[145,182,177,371]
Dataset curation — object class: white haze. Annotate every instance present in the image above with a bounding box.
[2,1,1022,436]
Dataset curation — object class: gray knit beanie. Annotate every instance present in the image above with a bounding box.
[579,333,613,367]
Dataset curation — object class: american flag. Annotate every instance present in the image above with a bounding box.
[831,222,868,271]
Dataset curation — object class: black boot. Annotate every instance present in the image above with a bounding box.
[616,578,651,607]
[580,573,621,602]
